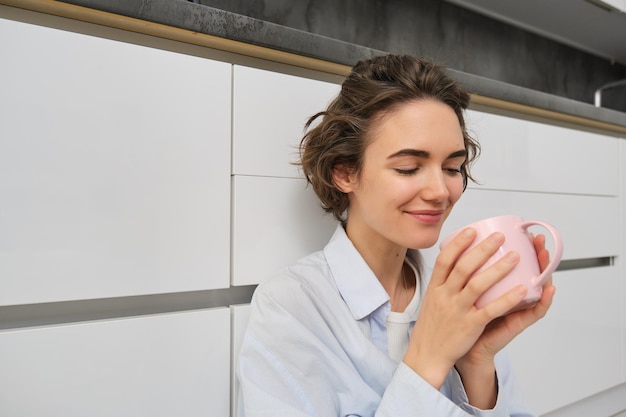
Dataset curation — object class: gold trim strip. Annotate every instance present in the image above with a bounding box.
[472,95,626,135]
[0,0,353,76]
[3,0,626,135]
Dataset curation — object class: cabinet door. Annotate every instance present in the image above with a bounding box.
[232,65,341,178]
[0,18,231,305]
[467,110,619,196]
[231,304,252,417]
[231,175,336,285]
[507,267,622,415]
[0,308,231,417]
[622,141,626,382]
[421,189,619,266]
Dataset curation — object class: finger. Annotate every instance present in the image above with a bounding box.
[532,234,550,272]
[446,232,506,291]
[542,274,553,288]
[538,284,556,309]
[430,227,477,287]
[478,283,528,321]
[509,284,556,329]
[532,233,546,252]
[538,250,550,273]
[460,250,520,307]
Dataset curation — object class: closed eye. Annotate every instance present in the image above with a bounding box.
[389,148,466,177]
[444,167,462,175]
[395,167,419,175]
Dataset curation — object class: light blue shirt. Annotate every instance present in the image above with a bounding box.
[237,224,536,417]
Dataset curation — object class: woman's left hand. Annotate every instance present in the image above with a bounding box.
[456,233,556,372]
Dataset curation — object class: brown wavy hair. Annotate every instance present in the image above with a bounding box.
[298,54,480,221]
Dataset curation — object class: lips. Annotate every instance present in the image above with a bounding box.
[406,209,445,224]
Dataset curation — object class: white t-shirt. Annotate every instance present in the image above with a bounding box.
[386,260,421,362]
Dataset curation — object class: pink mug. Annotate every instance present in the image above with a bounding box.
[440,215,563,313]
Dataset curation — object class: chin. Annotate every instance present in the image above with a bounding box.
[406,234,440,250]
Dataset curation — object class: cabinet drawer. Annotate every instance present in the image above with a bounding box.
[233,65,340,178]
[0,19,231,305]
[421,189,619,266]
[0,308,231,417]
[507,267,622,415]
[232,175,336,285]
[231,304,252,417]
[467,110,619,196]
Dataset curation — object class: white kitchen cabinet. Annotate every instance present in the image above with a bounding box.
[232,65,341,178]
[507,267,622,415]
[231,304,252,417]
[0,308,231,417]
[467,110,619,196]
[421,189,619,268]
[621,140,626,383]
[0,18,232,305]
[231,175,336,285]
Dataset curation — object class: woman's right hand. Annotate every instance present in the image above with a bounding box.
[402,227,527,389]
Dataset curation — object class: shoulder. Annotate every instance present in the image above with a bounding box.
[251,250,337,314]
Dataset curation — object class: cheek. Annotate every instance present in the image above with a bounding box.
[448,177,465,204]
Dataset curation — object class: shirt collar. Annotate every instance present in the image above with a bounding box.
[323,224,390,320]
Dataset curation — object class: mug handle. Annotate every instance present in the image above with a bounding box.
[520,220,564,286]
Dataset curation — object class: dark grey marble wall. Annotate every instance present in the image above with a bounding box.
[197,0,626,112]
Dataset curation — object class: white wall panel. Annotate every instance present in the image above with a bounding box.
[507,267,622,415]
[0,19,232,305]
[231,304,251,417]
[421,189,619,267]
[232,65,340,178]
[231,175,336,285]
[0,308,231,417]
[621,139,626,383]
[467,110,619,196]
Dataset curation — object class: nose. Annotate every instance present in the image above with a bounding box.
[421,168,450,202]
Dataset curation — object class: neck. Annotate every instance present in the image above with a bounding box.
[390,262,416,312]
[344,220,415,310]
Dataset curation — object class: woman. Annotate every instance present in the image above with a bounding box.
[237,54,554,416]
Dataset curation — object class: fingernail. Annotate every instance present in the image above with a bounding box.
[462,228,475,238]
[505,251,519,263]
[490,232,505,243]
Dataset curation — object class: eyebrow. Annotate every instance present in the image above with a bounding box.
[387,149,467,160]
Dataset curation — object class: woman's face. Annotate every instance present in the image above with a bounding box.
[338,99,466,251]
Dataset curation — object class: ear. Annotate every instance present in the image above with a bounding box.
[332,164,357,193]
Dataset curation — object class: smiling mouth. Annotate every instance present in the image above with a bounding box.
[406,210,445,224]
